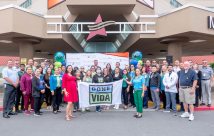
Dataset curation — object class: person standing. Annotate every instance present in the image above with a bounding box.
[82,70,93,113]
[199,59,213,107]
[13,60,20,72]
[173,60,180,73]
[141,66,149,109]
[145,60,151,72]
[179,61,198,121]
[73,70,81,112]
[94,60,99,70]
[156,64,160,74]
[106,63,113,75]
[125,65,130,73]
[152,60,157,66]
[45,59,50,69]
[112,67,123,109]
[40,63,46,74]
[20,67,35,115]
[160,65,168,109]
[125,68,145,118]
[25,59,36,73]
[163,65,178,116]
[91,65,96,77]
[61,65,66,74]
[62,65,78,121]
[34,61,39,69]
[129,64,135,108]
[103,68,113,110]
[92,67,104,113]
[122,69,131,110]
[15,64,25,113]
[43,67,53,109]
[50,68,63,114]
[177,63,185,111]
[32,69,45,116]
[2,59,19,118]
[193,63,202,107]
[188,60,193,68]
[137,63,142,70]
[149,65,161,111]
[113,62,123,75]
[80,66,86,80]
[49,64,55,74]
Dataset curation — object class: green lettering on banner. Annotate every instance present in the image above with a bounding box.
[90,93,112,104]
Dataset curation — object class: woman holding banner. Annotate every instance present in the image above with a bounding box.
[112,67,123,110]
[103,68,113,110]
[82,70,92,113]
[125,68,145,118]
[122,69,131,110]
[62,65,78,121]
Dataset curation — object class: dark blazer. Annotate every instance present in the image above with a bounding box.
[149,72,161,88]
[196,71,202,100]
[32,76,45,97]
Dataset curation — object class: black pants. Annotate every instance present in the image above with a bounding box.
[148,87,152,101]
[73,93,79,110]
[45,88,52,106]
[52,87,61,112]
[15,87,24,111]
[34,97,41,114]
[40,93,44,109]
[3,84,16,115]
[195,93,199,107]
[129,86,135,106]
[161,90,166,109]
[122,87,128,106]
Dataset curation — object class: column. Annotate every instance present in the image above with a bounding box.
[160,37,189,63]
[12,37,41,64]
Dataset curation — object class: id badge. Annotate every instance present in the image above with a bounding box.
[203,73,205,76]
[145,75,147,78]
[4,84,6,88]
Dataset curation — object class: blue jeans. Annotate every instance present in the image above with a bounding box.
[96,106,100,111]
[165,92,177,113]
[143,87,149,108]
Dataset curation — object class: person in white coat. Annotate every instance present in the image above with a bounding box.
[163,65,178,116]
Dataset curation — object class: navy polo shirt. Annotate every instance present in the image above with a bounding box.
[178,68,198,86]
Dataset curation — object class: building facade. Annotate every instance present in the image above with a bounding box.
[0,0,214,63]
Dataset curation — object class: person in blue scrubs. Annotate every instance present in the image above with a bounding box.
[125,68,145,118]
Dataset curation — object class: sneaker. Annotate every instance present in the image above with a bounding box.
[16,110,23,113]
[82,111,85,114]
[155,107,160,111]
[39,112,43,115]
[113,106,116,109]
[30,109,34,112]
[150,106,156,109]
[200,103,205,106]
[173,113,177,116]
[34,113,42,116]
[96,109,102,113]
[180,112,190,118]
[86,109,91,112]
[189,114,194,121]
[207,104,211,107]
[25,111,30,115]
[163,110,170,113]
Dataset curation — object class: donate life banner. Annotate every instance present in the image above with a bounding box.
[66,53,129,70]
[78,80,123,108]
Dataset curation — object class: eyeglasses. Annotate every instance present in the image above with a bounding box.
[202,62,207,64]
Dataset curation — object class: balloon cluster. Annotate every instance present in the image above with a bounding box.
[54,52,66,68]
[130,51,143,68]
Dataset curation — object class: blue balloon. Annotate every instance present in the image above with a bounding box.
[61,61,66,66]
[130,60,138,66]
[135,65,138,68]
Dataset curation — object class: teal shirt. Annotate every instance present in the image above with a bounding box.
[131,75,145,90]
[122,75,127,87]
[141,73,149,87]
[84,77,92,83]
[160,73,166,90]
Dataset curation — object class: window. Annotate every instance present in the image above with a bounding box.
[20,0,32,8]
[115,39,121,47]
[84,42,117,53]
[80,39,86,47]
[69,24,81,40]
[170,0,183,8]
[121,24,133,40]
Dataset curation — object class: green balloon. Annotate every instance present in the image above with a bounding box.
[138,60,143,65]
[54,62,62,68]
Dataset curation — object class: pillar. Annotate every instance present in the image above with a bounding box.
[160,37,189,63]
[12,37,41,65]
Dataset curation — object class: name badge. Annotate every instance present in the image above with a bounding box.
[60,78,62,80]
[203,72,205,76]
[145,75,147,78]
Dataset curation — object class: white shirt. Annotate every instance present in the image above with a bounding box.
[163,72,178,93]
[13,66,20,72]
[173,66,180,73]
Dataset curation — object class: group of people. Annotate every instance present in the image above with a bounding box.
[2,58,213,121]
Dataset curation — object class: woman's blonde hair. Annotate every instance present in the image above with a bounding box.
[83,69,92,82]
[160,65,168,76]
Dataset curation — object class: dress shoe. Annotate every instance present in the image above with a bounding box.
[129,104,133,107]
[21,108,25,111]
[16,110,23,113]
[136,115,142,118]
[200,103,205,106]
[150,106,156,109]
[207,104,211,107]
[132,105,136,108]
[8,112,18,115]
[3,114,10,118]
[134,115,138,117]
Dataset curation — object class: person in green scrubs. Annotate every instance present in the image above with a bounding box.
[125,68,145,118]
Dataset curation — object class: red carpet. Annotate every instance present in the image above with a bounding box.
[194,106,214,111]
[0,106,3,111]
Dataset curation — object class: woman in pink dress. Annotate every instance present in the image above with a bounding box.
[62,65,78,121]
